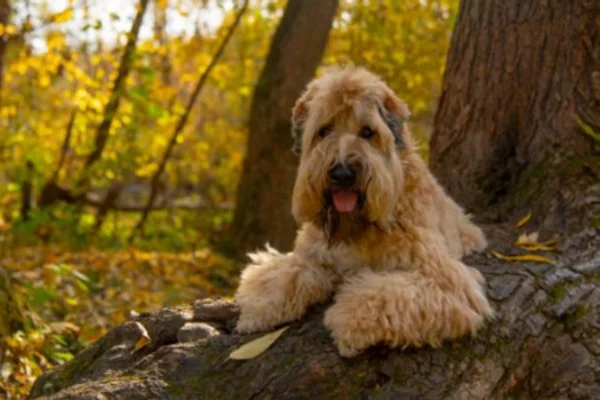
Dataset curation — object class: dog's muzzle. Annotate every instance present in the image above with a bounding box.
[328,163,356,188]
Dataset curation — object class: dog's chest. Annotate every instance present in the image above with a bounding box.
[327,243,412,276]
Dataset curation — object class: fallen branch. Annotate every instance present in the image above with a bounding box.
[35,181,232,212]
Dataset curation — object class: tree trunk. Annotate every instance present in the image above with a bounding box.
[231,0,338,256]
[429,0,600,235]
[28,227,600,399]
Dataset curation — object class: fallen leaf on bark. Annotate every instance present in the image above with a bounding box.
[229,326,289,360]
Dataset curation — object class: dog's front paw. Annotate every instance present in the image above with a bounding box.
[462,267,494,320]
[323,299,382,358]
[234,301,282,334]
[235,313,266,334]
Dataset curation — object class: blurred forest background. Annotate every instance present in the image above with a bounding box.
[0,0,459,396]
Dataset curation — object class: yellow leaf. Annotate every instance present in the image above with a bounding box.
[229,326,289,360]
[516,211,532,228]
[50,8,74,24]
[519,243,557,252]
[490,250,554,265]
[516,231,539,245]
[65,297,78,306]
[515,233,559,251]
[5,24,16,35]
[39,74,51,88]
[131,322,152,353]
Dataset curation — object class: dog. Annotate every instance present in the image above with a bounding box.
[234,66,493,357]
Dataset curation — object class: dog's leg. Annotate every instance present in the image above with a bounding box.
[435,194,487,258]
[235,246,335,334]
[324,245,492,357]
[456,213,487,256]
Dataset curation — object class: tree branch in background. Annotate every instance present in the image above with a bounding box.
[76,0,150,188]
[52,110,76,182]
[153,0,172,86]
[20,160,33,221]
[0,0,11,106]
[38,110,77,208]
[128,0,249,243]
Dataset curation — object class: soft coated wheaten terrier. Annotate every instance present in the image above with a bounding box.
[235,66,493,357]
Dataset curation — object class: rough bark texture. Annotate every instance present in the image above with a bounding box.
[430,0,600,234]
[29,226,600,400]
[231,0,338,256]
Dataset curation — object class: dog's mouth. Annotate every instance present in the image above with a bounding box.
[325,190,365,213]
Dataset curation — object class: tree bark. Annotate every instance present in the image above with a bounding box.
[28,227,600,399]
[429,0,600,235]
[231,0,338,257]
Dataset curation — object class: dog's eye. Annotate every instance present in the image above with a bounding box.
[359,127,375,139]
[318,125,333,138]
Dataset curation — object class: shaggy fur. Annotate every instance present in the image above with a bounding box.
[235,66,493,357]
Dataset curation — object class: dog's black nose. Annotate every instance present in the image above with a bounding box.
[329,163,356,187]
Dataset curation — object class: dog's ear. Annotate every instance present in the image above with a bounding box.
[377,89,410,149]
[291,88,314,155]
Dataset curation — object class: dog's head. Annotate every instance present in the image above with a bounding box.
[291,66,412,243]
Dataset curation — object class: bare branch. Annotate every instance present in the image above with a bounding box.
[78,0,150,182]
[52,110,77,182]
[129,0,249,243]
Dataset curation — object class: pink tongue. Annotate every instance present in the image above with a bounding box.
[332,191,358,213]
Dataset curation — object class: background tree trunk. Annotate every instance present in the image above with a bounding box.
[231,0,339,257]
[28,228,600,399]
[429,0,600,235]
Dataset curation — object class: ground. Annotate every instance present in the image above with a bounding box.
[0,241,239,398]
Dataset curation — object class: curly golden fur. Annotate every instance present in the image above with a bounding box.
[235,66,493,357]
